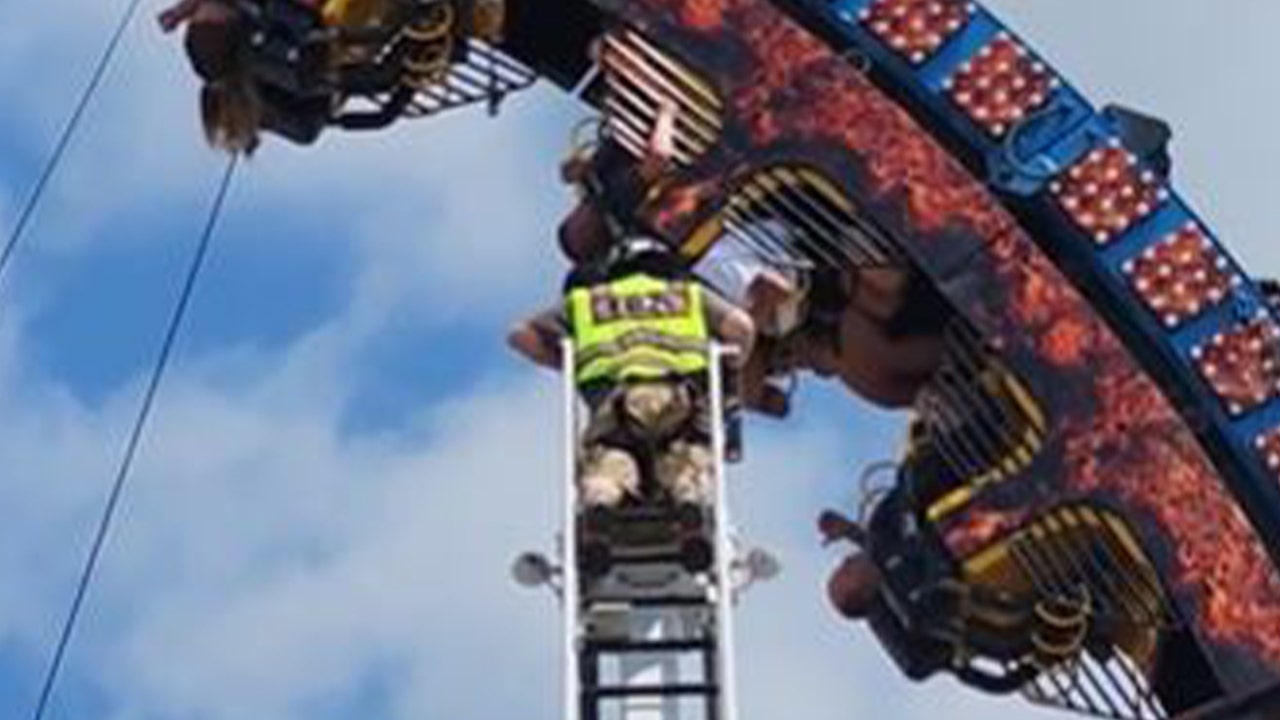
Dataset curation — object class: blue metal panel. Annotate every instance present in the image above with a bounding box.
[824,0,1098,195]
[785,0,1280,562]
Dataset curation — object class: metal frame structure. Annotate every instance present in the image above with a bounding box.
[794,0,1280,571]
[217,0,1280,714]
[540,342,748,720]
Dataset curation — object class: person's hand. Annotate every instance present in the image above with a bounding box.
[746,269,802,336]
[560,155,591,185]
[158,0,199,31]
[647,96,679,161]
[818,509,865,547]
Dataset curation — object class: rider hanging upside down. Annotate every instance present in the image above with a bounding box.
[161,0,270,153]
[161,0,492,152]
[555,99,794,419]
[557,96,680,265]
[508,237,755,510]
[161,0,363,152]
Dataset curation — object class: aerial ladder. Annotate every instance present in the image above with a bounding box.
[514,343,777,720]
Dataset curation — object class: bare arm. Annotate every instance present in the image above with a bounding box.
[703,289,756,368]
[507,307,568,371]
[636,97,678,183]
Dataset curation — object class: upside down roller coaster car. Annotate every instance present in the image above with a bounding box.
[177,0,1280,718]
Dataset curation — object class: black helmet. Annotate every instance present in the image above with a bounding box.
[605,236,685,280]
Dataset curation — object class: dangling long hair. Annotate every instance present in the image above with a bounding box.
[200,74,263,155]
[184,5,263,156]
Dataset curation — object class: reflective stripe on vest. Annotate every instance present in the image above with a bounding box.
[568,274,710,385]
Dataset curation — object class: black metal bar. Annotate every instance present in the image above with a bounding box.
[719,212,805,265]
[1174,681,1280,720]
[586,638,713,654]
[744,180,860,267]
[581,635,600,720]
[588,683,719,698]
[727,199,839,268]
[592,595,710,608]
[705,630,721,720]
[1037,513,1160,719]
[1009,538,1112,718]
[769,167,902,265]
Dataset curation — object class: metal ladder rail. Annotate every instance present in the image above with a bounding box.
[562,339,583,720]
[708,345,739,720]
[564,343,739,720]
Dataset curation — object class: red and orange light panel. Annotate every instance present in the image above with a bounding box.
[860,0,974,65]
[944,34,1057,137]
[1123,223,1238,328]
[1050,140,1168,245]
[1192,317,1280,416]
[1255,427,1280,472]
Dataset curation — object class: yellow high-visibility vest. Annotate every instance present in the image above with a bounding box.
[568,273,710,385]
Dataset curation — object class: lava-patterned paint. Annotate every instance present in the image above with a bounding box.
[589,0,1280,692]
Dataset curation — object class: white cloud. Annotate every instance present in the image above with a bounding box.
[0,302,1054,720]
[0,301,562,719]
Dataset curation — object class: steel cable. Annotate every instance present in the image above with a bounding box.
[0,0,147,289]
[29,155,238,720]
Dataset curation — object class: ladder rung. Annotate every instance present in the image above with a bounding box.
[587,595,711,608]
[586,638,714,654]
[582,544,716,575]
[587,683,719,698]
[607,549,685,563]
[586,504,706,525]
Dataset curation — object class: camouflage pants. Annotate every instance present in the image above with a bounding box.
[579,381,713,508]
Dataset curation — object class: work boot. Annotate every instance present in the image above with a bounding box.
[671,501,713,573]
[579,446,640,507]
[678,530,714,573]
[578,506,617,579]
[580,538,613,579]
[657,441,714,506]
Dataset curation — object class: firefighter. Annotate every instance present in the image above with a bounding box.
[507,236,756,509]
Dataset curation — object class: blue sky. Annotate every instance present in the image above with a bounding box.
[0,2,1278,720]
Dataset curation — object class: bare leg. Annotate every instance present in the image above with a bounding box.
[827,552,883,620]
[807,308,944,408]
